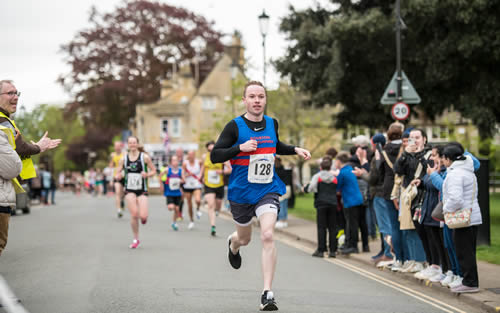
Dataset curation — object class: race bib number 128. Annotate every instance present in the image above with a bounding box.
[248,154,274,184]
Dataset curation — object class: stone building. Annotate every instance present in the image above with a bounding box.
[133,35,245,173]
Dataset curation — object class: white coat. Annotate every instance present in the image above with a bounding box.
[443,156,482,226]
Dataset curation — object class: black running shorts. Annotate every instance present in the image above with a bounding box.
[229,193,280,226]
[166,196,181,206]
[113,178,125,185]
[125,190,148,197]
[204,186,225,199]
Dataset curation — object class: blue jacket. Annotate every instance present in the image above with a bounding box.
[337,165,364,208]
[422,169,444,226]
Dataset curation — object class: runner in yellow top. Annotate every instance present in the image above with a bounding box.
[109,141,125,218]
[201,141,232,236]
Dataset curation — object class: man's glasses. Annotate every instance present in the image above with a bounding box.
[0,91,21,97]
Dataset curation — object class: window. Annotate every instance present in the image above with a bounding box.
[161,120,168,133]
[171,118,181,138]
[431,126,449,140]
[202,96,217,110]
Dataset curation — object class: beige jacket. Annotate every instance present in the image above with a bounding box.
[0,131,22,207]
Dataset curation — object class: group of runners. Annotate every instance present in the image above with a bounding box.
[107,80,310,311]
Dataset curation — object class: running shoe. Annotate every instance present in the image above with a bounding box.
[196,211,202,219]
[141,217,147,225]
[129,239,140,249]
[260,290,278,311]
[188,222,195,230]
[215,211,219,217]
[211,226,216,237]
[451,285,479,293]
[414,267,429,280]
[171,223,179,231]
[408,262,425,273]
[399,260,414,272]
[120,198,125,209]
[376,259,395,268]
[391,260,403,272]
[429,272,446,283]
[227,235,241,269]
[420,266,441,280]
[117,210,123,218]
[448,276,463,289]
[440,271,455,287]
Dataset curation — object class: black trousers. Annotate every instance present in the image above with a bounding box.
[454,226,479,287]
[344,205,360,249]
[316,205,337,252]
[414,220,431,264]
[428,226,451,273]
[357,205,369,248]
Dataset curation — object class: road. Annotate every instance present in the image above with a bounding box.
[0,192,483,313]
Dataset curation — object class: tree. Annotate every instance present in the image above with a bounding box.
[14,105,85,173]
[59,0,224,155]
[268,83,338,183]
[276,0,500,143]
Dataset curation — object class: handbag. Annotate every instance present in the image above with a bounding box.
[444,178,476,229]
[431,201,444,222]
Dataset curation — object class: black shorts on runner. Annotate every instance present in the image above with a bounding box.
[183,187,201,193]
[113,178,125,185]
[204,185,225,199]
[125,190,148,197]
[229,193,280,226]
[166,196,181,206]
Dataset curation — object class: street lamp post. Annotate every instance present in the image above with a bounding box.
[258,10,270,87]
[258,9,269,114]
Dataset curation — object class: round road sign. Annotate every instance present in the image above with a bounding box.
[391,102,410,121]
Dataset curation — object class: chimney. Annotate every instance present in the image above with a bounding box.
[225,31,245,68]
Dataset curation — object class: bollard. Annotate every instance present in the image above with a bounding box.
[476,158,491,246]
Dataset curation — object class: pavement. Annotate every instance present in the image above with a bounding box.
[267,213,500,313]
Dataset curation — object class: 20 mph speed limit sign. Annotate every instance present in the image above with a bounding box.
[391,102,410,121]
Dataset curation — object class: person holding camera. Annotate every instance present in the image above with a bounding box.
[392,128,429,272]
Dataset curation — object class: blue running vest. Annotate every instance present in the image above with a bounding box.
[164,167,182,197]
[228,116,286,204]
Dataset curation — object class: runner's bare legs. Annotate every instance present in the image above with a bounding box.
[126,193,139,239]
[259,212,278,291]
[229,224,252,254]
[206,193,216,227]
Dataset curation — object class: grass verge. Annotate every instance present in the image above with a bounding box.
[477,193,500,264]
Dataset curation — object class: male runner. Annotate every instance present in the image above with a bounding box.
[211,81,311,311]
[109,141,125,217]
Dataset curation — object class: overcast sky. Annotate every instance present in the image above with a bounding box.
[1,0,330,112]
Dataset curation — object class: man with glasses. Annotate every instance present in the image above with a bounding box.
[0,80,61,164]
[0,80,61,257]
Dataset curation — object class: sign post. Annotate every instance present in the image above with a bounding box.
[391,102,410,121]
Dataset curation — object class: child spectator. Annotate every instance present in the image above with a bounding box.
[335,152,364,254]
[304,156,338,258]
